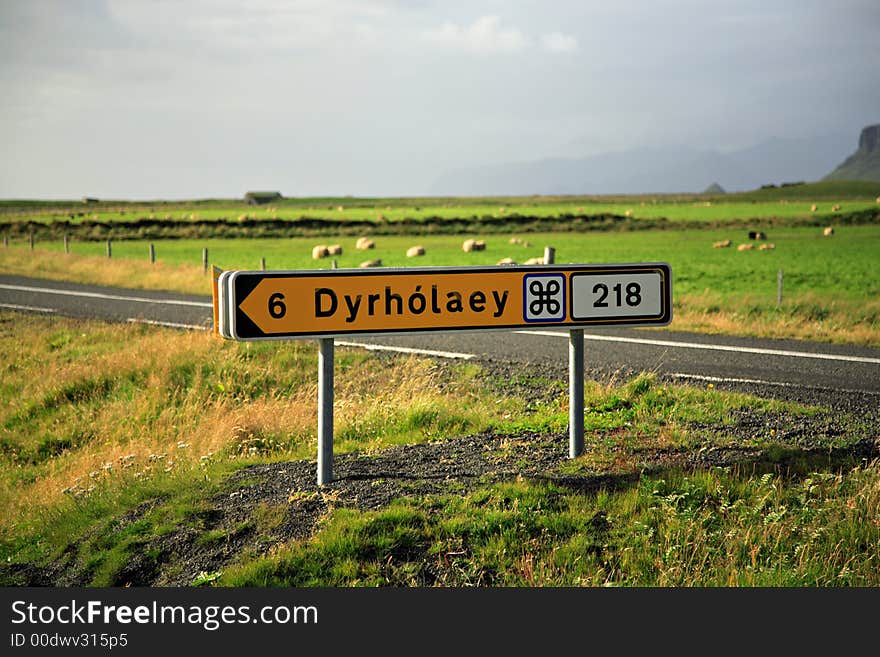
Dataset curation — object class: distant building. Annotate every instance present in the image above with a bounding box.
[244,191,283,205]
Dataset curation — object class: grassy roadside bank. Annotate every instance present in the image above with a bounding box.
[1,313,877,586]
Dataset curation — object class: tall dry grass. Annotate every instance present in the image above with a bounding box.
[0,313,495,538]
[0,247,208,295]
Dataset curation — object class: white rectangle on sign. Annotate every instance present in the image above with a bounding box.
[570,271,663,321]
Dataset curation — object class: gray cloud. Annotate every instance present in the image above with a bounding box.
[0,0,877,198]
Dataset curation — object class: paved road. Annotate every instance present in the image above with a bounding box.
[2,274,880,400]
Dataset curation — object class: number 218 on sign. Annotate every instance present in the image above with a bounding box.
[570,271,664,321]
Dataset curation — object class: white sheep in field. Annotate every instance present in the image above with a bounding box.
[462,239,486,252]
[327,244,343,255]
[823,227,834,237]
[712,239,732,248]
[359,259,382,268]
[759,243,775,250]
[356,237,375,250]
[737,243,754,251]
[523,256,545,265]
[312,245,329,259]
[496,257,516,265]
[406,245,425,257]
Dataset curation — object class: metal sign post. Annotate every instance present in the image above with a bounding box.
[317,338,334,485]
[569,328,584,458]
[216,263,672,483]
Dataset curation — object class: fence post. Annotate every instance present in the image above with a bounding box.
[29,233,34,250]
[3,234,8,248]
[149,243,156,264]
[202,247,208,273]
[544,246,556,265]
[106,239,112,258]
[260,257,266,271]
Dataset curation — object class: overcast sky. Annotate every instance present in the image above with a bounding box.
[1,0,878,199]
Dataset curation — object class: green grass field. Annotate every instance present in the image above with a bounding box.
[10,225,878,299]
[5,223,878,345]
[3,181,879,226]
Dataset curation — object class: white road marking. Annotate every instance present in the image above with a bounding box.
[516,330,880,365]
[0,303,56,313]
[336,341,475,360]
[126,318,209,331]
[0,283,213,308]
[669,372,880,396]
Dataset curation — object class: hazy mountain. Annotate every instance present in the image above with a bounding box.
[823,125,880,182]
[429,133,853,196]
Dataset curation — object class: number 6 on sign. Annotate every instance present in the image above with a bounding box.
[268,292,286,319]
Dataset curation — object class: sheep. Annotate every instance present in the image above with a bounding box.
[327,244,343,255]
[748,231,767,240]
[712,239,732,248]
[823,227,834,237]
[496,257,516,265]
[758,243,776,250]
[358,259,382,268]
[523,256,545,265]
[462,239,486,252]
[737,243,754,251]
[356,237,375,250]
[406,245,425,257]
[831,204,841,212]
[312,245,329,259]
[810,204,818,212]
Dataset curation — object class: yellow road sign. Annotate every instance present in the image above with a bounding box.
[220,264,671,340]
